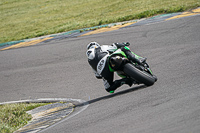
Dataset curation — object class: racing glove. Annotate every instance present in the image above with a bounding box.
[114,42,130,48]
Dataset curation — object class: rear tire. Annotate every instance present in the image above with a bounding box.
[123,63,155,86]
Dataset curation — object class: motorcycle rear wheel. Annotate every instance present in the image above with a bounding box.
[123,63,156,86]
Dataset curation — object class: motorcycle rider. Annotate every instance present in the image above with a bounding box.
[86,42,147,93]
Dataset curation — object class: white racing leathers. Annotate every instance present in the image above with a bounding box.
[86,45,131,93]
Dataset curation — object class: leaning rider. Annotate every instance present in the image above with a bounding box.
[86,42,147,93]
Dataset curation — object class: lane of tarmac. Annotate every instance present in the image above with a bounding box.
[0,9,200,133]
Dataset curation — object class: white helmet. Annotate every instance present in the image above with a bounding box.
[87,42,100,50]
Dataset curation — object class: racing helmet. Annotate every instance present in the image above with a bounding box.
[87,42,100,50]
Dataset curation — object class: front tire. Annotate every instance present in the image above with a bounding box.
[123,63,155,86]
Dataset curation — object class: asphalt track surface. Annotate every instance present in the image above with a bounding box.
[0,15,200,133]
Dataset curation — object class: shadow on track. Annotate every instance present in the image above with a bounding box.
[75,85,146,107]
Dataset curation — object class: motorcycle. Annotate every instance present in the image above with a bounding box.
[108,47,157,86]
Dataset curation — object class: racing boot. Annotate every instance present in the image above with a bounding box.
[106,78,134,93]
[121,47,147,65]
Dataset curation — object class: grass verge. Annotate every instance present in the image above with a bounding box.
[0,103,50,133]
[0,0,200,43]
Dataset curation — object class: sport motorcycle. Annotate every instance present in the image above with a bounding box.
[107,47,157,86]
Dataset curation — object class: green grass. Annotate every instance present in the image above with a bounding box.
[0,0,200,43]
[0,103,50,133]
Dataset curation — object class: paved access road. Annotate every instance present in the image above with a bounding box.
[0,15,200,133]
